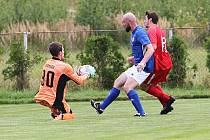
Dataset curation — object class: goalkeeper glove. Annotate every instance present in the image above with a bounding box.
[78,65,96,77]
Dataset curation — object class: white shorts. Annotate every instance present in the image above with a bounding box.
[124,65,150,85]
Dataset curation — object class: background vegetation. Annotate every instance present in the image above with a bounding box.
[0,2,209,140]
[167,35,188,88]
[0,0,209,32]
[77,35,125,89]
[0,0,209,100]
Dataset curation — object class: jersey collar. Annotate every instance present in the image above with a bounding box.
[149,24,157,30]
[52,57,61,60]
[132,26,139,34]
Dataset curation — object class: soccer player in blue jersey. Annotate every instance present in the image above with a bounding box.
[90,12,154,117]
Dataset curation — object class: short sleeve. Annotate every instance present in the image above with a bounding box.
[64,64,87,85]
[137,29,151,47]
[148,27,157,45]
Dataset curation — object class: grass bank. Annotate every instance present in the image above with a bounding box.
[0,87,209,104]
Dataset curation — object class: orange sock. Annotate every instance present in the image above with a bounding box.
[62,113,75,120]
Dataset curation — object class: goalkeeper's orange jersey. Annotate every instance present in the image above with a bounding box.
[34,57,87,110]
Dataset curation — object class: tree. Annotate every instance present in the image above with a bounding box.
[75,0,105,30]
[0,0,69,31]
[75,0,132,30]
[160,0,177,23]
[204,36,210,72]
[2,40,42,90]
[77,35,125,89]
[167,35,188,87]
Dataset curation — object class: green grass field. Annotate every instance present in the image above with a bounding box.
[1,99,210,140]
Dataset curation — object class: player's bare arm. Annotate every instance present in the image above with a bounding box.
[137,44,154,72]
[65,65,89,85]
[127,56,134,64]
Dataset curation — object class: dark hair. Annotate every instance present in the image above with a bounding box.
[49,42,63,56]
[145,11,158,24]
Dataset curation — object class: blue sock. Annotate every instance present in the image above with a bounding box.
[100,87,120,110]
[127,90,145,115]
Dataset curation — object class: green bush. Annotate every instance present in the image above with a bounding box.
[204,36,210,72]
[0,47,4,55]
[75,0,132,30]
[0,0,68,31]
[167,35,188,87]
[77,35,125,89]
[2,41,42,90]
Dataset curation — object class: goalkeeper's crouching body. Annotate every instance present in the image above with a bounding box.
[34,42,95,120]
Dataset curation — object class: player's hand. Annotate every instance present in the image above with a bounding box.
[137,61,146,72]
[77,66,90,77]
[127,56,134,64]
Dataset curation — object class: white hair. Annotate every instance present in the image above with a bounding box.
[123,12,137,22]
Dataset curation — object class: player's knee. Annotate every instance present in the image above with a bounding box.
[113,80,122,89]
[122,85,131,94]
[140,84,149,91]
[113,73,126,88]
[38,100,51,107]
[50,107,61,118]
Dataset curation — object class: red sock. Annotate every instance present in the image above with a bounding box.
[146,85,170,107]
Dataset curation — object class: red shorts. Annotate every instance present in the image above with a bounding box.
[142,68,171,86]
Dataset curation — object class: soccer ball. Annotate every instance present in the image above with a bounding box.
[78,65,96,77]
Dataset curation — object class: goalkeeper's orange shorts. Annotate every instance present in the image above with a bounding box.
[35,99,75,120]
[35,99,71,113]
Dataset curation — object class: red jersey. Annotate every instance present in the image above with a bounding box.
[148,24,172,72]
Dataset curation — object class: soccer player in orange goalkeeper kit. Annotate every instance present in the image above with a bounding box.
[34,42,94,120]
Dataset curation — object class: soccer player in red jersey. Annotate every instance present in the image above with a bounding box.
[141,11,175,114]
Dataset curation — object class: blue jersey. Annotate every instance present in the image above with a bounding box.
[130,26,154,73]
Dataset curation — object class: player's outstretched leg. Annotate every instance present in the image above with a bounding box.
[127,90,146,117]
[146,85,170,107]
[90,100,104,114]
[146,85,176,115]
[90,87,120,114]
[160,96,176,115]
